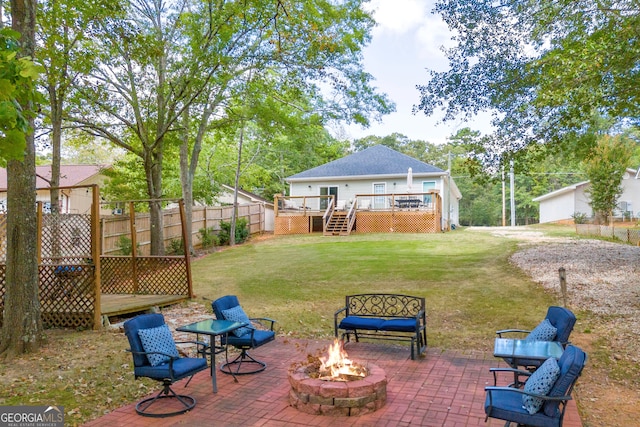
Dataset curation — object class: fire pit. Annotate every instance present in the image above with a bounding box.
[288,340,387,416]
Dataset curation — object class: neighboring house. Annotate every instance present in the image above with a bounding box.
[216,184,275,232]
[0,164,111,215]
[285,145,462,230]
[533,168,640,223]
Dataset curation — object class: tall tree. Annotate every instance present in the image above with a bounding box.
[416,0,640,172]
[585,135,634,224]
[0,0,43,358]
[68,0,391,255]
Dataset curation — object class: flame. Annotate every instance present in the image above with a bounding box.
[319,339,366,379]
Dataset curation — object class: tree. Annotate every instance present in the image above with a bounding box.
[584,135,634,224]
[0,0,44,358]
[68,0,391,255]
[415,1,640,172]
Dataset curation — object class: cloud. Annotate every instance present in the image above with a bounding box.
[367,0,428,35]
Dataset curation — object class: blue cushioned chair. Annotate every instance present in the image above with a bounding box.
[212,295,276,375]
[124,313,208,417]
[497,306,577,371]
[485,345,587,427]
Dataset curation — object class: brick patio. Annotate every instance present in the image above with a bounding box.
[83,338,582,427]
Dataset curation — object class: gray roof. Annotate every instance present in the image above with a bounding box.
[287,145,444,180]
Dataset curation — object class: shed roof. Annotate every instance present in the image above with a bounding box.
[0,164,110,190]
[286,145,444,181]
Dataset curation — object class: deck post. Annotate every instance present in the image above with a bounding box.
[92,185,103,330]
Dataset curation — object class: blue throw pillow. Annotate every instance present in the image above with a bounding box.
[138,324,180,367]
[526,318,557,341]
[221,305,254,337]
[522,357,561,414]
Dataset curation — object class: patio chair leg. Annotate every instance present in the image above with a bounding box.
[220,349,266,375]
[135,380,196,418]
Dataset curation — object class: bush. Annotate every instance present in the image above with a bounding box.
[116,235,139,255]
[218,218,249,246]
[572,212,588,224]
[167,238,184,255]
[198,226,219,249]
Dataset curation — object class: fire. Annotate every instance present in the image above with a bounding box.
[318,339,367,380]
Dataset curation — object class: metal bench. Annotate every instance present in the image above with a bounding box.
[334,293,427,360]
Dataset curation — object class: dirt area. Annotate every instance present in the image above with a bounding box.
[473,227,640,427]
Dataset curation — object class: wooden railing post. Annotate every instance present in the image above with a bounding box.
[129,201,139,293]
[91,185,102,329]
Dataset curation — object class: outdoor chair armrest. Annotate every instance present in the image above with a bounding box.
[485,386,572,402]
[496,328,531,338]
[250,317,276,331]
[489,367,532,387]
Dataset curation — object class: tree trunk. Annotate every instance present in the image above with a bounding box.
[143,150,165,255]
[0,0,43,358]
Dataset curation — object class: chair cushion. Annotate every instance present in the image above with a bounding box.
[135,355,207,381]
[339,316,385,331]
[138,324,180,367]
[226,328,275,348]
[379,318,417,332]
[526,319,557,341]
[522,357,561,414]
[221,305,253,337]
[543,346,586,417]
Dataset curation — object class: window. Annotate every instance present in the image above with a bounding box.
[373,183,386,209]
[319,186,338,210]
[422,181,436,206]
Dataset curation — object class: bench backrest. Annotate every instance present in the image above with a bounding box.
[346,294,425,318]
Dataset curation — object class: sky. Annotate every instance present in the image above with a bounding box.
[341,0,493,145]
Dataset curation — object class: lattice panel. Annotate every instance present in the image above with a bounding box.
[101,256,188,295]
[0,215,6,262]
[40,264,96,329]
[275,216,310,235]
[40,214,92,262]
[0,265,4,326]
[354,212,440,233]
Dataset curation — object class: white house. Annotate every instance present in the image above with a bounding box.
[286,145,462,228]
[216,184,275,232]
[0,164,112,215]
[533,168,640,223]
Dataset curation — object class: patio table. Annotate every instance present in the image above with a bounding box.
[177,319,246,393]
[493,337,564,368]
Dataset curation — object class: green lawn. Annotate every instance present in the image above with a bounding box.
[192,229,557,351]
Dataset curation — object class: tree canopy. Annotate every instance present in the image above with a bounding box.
[415,0,640,171]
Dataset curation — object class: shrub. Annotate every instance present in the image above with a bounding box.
[198,226,218,249]
[167,238,184,255]
[116,235,139,255]
[571,212,588,224]
[218,218,250,245]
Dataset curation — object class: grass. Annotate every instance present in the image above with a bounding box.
[0,228,562,424]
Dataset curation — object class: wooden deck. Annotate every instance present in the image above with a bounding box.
[100,294,188,317]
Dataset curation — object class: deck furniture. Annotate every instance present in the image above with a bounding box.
[211,295,277,375]
[493,338,565,387]
[334,293,427,360]
[485,345,587,427]
[176,319,246,393]
[496,306,576,371]
[123,313,208,417]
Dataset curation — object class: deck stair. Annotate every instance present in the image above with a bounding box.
[324,211,352,236]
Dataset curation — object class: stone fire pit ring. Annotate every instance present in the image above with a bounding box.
[288,363,387,416]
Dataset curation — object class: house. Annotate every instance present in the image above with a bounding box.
[216,184,275,232]
[278,145,462,235]
[533,168,640,223]
[0,164,111,215]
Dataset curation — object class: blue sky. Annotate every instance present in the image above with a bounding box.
[341,0,493,145]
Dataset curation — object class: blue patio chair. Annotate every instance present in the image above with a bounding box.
[485,344,587,427]
[211,295,276,375]
[497,306,577,370]
[123,313,208,417]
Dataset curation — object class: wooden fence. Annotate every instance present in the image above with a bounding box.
[101,203,266,255]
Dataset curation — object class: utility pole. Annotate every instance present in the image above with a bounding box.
[510,159,516,226]
[502,166,506,226]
